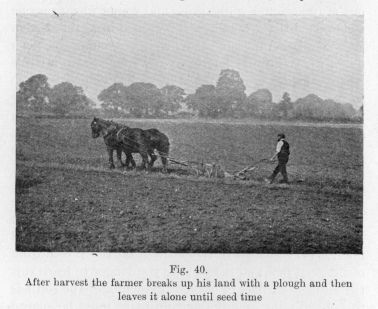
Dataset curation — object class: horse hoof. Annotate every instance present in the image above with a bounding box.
[109,164,115,169]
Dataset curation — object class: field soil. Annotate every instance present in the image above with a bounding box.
[16,117,363,253]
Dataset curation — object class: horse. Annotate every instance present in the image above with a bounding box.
[116,126,170,172]
[91,117,170,172]
[90,117,136,169]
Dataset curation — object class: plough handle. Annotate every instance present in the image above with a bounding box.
[167,158,189,167]
[235,158,269,175]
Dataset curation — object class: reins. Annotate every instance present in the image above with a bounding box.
[97,121,140,147]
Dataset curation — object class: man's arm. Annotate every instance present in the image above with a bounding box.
[270,140,283,161]
[269,152,278,162]
[270,151,279,162]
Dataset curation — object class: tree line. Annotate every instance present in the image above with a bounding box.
[16,74,95,115]
[16,70,362,122]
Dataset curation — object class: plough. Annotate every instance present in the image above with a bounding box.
[163,153,269,180]
[231,158,270,180]
[165,156,225,178]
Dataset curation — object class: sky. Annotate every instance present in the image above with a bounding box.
[16,14,363,107]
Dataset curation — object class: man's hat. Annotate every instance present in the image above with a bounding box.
[277,133,285,139]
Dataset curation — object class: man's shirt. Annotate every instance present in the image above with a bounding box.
[276,139,285,153]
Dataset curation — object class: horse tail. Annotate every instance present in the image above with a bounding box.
[156,133,169,171]
[157,135,170,157]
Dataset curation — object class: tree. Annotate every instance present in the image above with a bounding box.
[49,82,91,115]
[160,85,185,115]
[246,89,274,118]
[16,91,25,113]
[98,83,127,114]
[323,100,356,119]
[277,92,293,118]
[293,94,356,120]
[186,84,219,118]
[17,74,50,112]
[86,98,97,110]
[215,69,247,117]
[355,105,363,122]
[124,82,163,117]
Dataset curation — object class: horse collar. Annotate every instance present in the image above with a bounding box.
[116,127,128,140]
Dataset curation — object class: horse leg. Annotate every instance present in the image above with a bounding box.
[161,156,168,173]
[158,151,168,173]
[140,151,149,170]
[116,148,125,167]
[148,150,157,168]
[107,147,115,169]
[125,152,136,169]
[157,140,169,173]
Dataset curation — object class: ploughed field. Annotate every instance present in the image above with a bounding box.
[16,117,363,253]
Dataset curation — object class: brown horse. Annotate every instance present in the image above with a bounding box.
[116,126,170,172]
[90,117,136,169]
[91,117,170,172]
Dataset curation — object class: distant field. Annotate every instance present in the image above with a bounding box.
[114,117,363,129]
[16,117,363,253]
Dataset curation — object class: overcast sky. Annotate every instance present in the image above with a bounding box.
[17,14,363,107]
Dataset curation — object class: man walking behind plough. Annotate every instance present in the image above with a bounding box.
[265,133,290,184]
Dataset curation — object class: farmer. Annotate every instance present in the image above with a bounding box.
[266,133,290,184]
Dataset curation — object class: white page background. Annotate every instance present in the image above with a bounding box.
[1,0,377,308]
